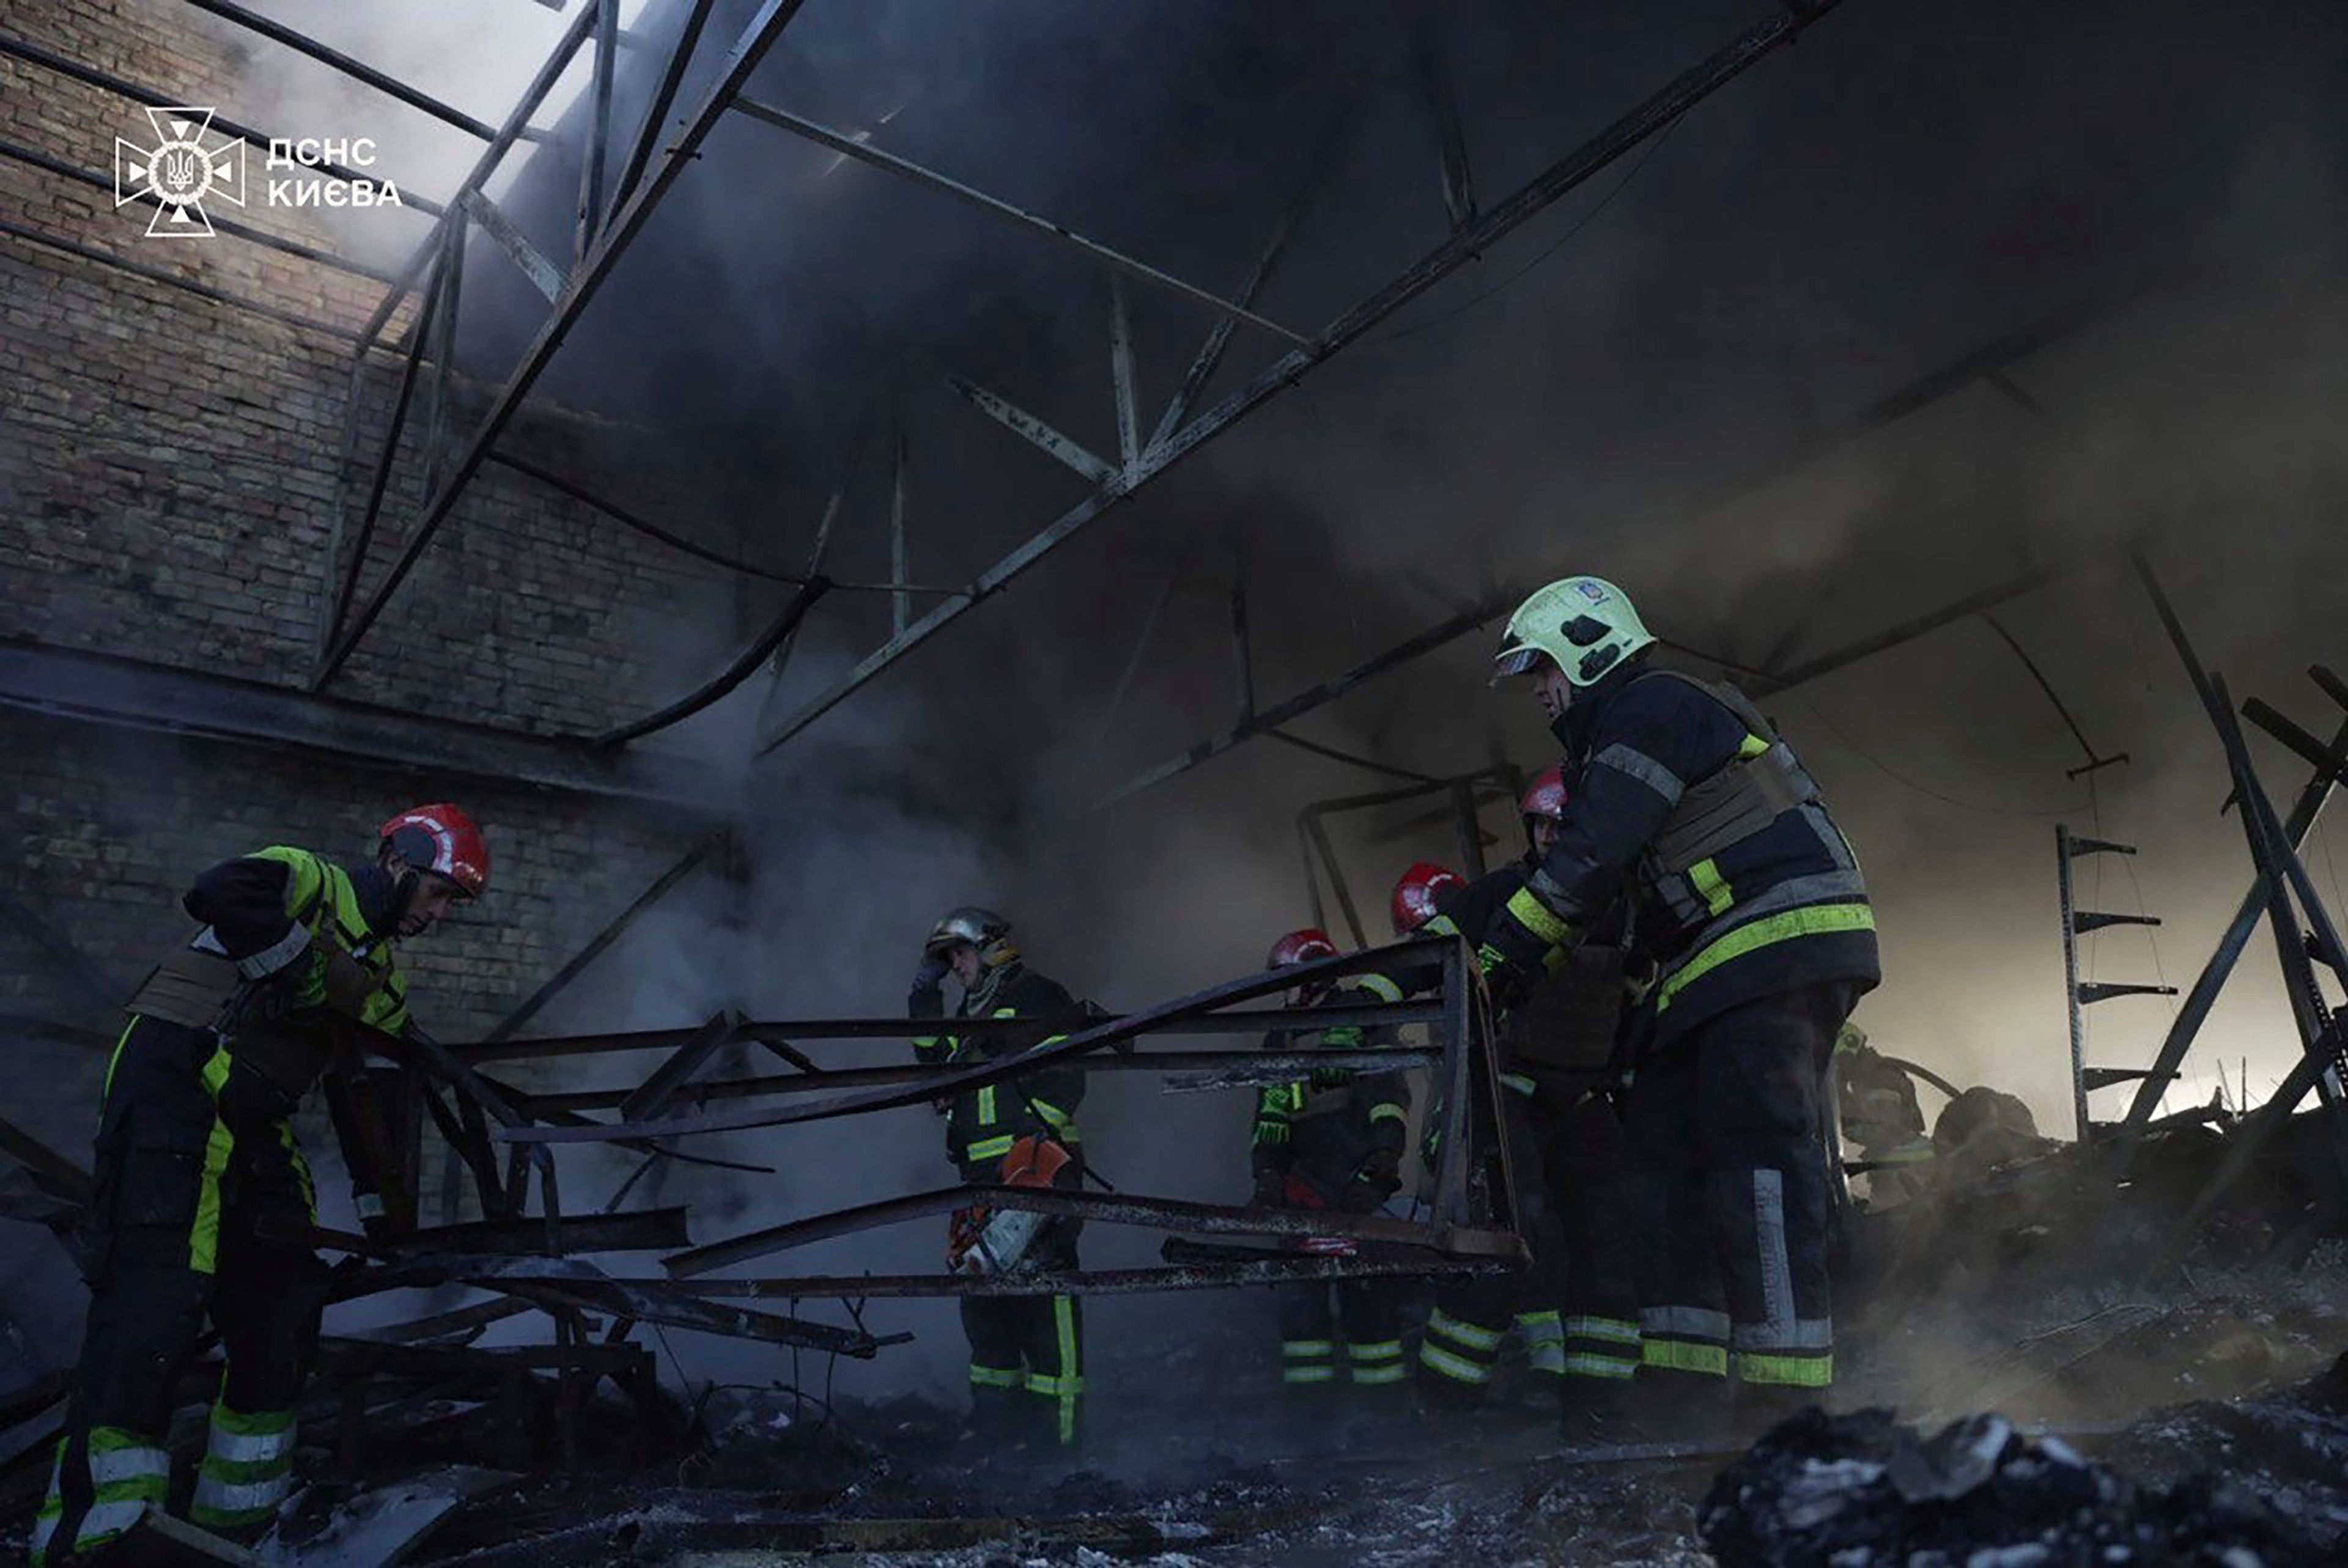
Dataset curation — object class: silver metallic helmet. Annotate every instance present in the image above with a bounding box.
[925,905,1014,963]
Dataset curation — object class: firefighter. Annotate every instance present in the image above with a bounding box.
[1479,575,1878,1415]
[1250,929,1412,1404]
[1406,863,1577,1405]
[909,907,1090,1451]
[37,806,488,1564]
[1483,768,1650,1432]
[1831,1023,1935,1205]
[1319,863,1574,1407]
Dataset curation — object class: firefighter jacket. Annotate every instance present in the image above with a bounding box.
[913,963,1088,1181]
[125,846,410,1098]
[1483,660,1880,1045]
[1250,1027,1411,1210]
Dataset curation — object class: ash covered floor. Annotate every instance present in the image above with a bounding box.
[229,1254,2348,1566]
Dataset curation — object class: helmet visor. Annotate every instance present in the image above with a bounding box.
[1490,644,1546,682]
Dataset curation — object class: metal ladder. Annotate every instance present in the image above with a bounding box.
[2057,827,2179,1143]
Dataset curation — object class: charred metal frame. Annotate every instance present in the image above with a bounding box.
[466,932,1527,1294]
[2121,548,2348,1263]
[242,0,1863,730]
[4,0,2199,831]
[1291,767,1524,946]
[2054,826,2173,1143]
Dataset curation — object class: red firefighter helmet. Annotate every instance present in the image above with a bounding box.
[379,803,490,899]
[1266,928,1340,970]
[1389,861,1466,937]
[1520,764,1569,824]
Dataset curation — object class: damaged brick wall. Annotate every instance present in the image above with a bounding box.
[0,2,771,1161]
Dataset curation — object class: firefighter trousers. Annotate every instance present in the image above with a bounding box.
[37,1018,327,1564]
[1622,982,1855,1393]
[1545,1091,1645,1386]
[959,1222,1084,1448]
[1418,1094,1566,1397]
[1276,1278,1407,1391]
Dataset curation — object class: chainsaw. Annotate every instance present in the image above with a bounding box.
[950,1135,1071,1276]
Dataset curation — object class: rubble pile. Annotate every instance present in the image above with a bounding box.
[1699,1405,2338,1567]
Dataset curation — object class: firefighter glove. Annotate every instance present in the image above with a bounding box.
[1252,1111,1291,1149]
[320,943,380,1018]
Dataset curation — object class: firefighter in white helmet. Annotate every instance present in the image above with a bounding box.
[1481,575,1878,1417]
[909,907,1091,1451]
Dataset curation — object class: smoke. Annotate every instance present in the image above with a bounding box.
[164,0,2348,1414]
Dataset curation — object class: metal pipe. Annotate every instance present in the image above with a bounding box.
[890,419,909,636]
[669,1253,1511,1300]
[593,575,832,747]
[323,248,448,655]
[1095,597,1513,807]
[515,1046,1444,1115]
[352,0,600,355]
[485,833,726,1043]
[611,0,717,207]
[574,0,619,257]
[663,1180,1511,1279]
[758,10,1852,760]
[731,96,1309,346]
[179,0,503,142]
[316,0,819,686]
[496,940,1449,1138]
[1109,271,1140,469]
[945,373,1117,485]
[484,451,804,583]
[1146,108,1344,452]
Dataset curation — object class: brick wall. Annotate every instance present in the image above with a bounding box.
[0,0,774,734]
[0,3,759,1155]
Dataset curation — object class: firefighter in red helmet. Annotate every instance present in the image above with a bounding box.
[37,806,489,1562]
[1249,929,1413,1406]
[1521,765,1570,860]
[1507,764,1650,1430]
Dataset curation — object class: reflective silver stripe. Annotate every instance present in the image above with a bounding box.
[1515,1312,1563,1342]
[71,1498,152,1549]
[1427,1309,1504,1351]
[205,1424,293,1466]
[1526,1340,1566,1374]
[1418,1342,1493,1384]
[192,1471,290,1517]
[235,921,311,979]
[29,1509,59,1559]
[88,1446,171,1487]
[1753,1167,1796,1338]
[1563,1352,1639,1379]
[1734,1316,1834,1352]
[1641,1305,1730,1341]
[1565,1315,1643,1345]
[1350,1363,1408,1385]
[1593,743,1684,804]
